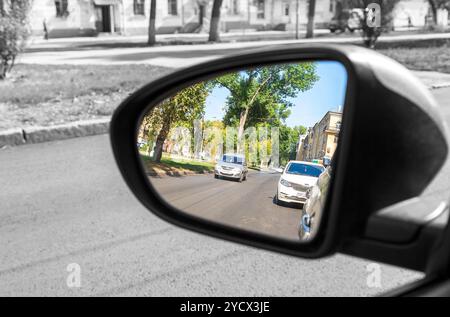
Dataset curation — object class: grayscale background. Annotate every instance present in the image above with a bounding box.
[1,0,450,296]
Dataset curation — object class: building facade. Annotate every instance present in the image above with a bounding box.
[31,0,194,37]
[29,0,337,38]
[29,0,447,38]
[296,111,342,163]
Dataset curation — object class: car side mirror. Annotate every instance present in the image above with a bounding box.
[110,44,449,273]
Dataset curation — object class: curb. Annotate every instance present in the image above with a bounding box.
[431,82,450,90]
[0,118,110,149]
[147,170,214,178]
[0,128,26,147]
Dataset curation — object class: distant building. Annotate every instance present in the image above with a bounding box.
[296,111,342,163]
[336,0,448,29]
[29,0,448,38]
[29,0,337,38]
[391,0,431,28]
[32,0,196,37]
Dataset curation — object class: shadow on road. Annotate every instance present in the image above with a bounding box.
[273,195,304,210]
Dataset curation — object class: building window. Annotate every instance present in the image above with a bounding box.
[168,0,178,16]
[329,0,334,12]
[134,0,145,16]
[55,0,68,18]
[284,3,290,16]
[256,0,265,19]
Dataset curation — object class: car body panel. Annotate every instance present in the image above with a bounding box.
[277,161,324,204]
[214,154,248,180]
[300,166,332,239]
[329,9,363,32]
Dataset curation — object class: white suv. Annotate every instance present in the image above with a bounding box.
[275,161,325,205]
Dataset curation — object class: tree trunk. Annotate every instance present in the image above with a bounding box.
[295,0,299,39]
[0,59,8,80]
[237,107,250,153]
[306,0,316,38]
[148,0,157,46]
[199,5,205,25]
[428,0,438,25]
[208,0,223,42]
[235,74,272,150]
[153,120,171,162]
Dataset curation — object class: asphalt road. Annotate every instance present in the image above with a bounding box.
[150,171,302,241]
[2,87,449,296]
[0,134,423,297]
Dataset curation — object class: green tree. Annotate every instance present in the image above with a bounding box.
[0,0,31,79]
[279,125,307,165]
[215,63,318,151]
[222,89,292,128]
[143,83,210,162]
[202,120,225,161]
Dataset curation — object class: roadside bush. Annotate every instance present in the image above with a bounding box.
[0,0,31,79]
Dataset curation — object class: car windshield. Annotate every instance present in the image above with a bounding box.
[222,155,243,165]
[286,163,324,177]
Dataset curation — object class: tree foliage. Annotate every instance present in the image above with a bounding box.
[0,0,31,79]
[142,82,211,162]
[279,125,307,165]
[142,63,318,166]
[215,63,318,148]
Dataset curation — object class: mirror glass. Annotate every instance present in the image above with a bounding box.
[137,60,347,242]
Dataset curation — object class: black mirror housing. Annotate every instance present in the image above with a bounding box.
[110,44,448,270]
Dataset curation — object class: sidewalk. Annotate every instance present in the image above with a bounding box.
[26,29,331,49]
[27,29,450,51]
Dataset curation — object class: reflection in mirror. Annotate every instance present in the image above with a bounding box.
[137,61,347,242]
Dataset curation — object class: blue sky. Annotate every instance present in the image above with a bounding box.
[203,60,347,128]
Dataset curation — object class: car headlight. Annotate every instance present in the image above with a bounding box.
[280,178,291,187]
[305,187,312,199]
